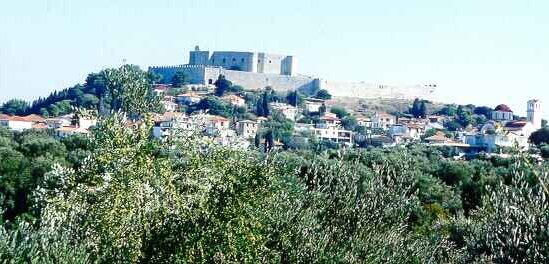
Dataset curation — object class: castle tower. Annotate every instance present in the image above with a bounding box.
[527,99,542,129]
[189,45,210,65]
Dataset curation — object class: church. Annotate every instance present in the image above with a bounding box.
[468,99,543,151]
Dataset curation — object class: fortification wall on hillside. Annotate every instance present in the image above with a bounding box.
[210,69,317,93]
[149,65,436,100]
[149,65,207,84]
[318,80,436,100]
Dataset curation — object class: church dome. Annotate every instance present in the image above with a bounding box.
[494,104,513,112]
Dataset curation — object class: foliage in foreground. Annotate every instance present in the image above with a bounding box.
[0,114,547,263]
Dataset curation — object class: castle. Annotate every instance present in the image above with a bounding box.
[149,46,436,100]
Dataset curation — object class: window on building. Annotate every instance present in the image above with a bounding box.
[241,58,245,63]
[232,58,236,62]
[208,79,213,84]
[269,60,272,63]
[222,58,226,63]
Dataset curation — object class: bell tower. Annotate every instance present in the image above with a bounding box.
[527,99,542,129]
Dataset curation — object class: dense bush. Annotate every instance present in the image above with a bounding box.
[1,115,547,263]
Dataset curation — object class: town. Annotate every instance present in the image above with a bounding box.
[0,78,545,157]
[2,1,548,261]
[0,48,546,159]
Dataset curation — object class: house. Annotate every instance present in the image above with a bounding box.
[0,114,45,131]
[502,121,535,149]
[32,123,49,130]
[313,126,353,144]
[389,124,413,144]
[424,131,454,144]
[236,120,259,138]
[206,115,230,130]
[189,114,231,136]
[153,84,171,95]
[152,112,190,139]
[406,123,426,140]
[162,100,178,112]
[269,102,298,121]
[303,98,325,113]
[24,114,45,123]
[356,117,372,128]
[78,116,97,130]
[369,135,397,148]
[176,93,203,105]
[425,121,444,131]
[222,94,246,107]
[371,112,396,130]
[318,115,341,128]
[45,117,72,129]
[55,126,90,138]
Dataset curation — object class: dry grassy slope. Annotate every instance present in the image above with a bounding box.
[326,96,446,117]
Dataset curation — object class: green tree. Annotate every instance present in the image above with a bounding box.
[170,70,189,87]
[314,89,332,100]
[255,90,271,117]
[1,99,29,115]
[214,75,232,96]
[410,98,421,118]
[341,115,358,130]
[286,91,304,106]
[438,104,458,117]
[194,96,231,117]
[529,127,549,146]
[419,101,428,118]
[102,64,162,117]
[330,105,349,118]
[318,104,326,116]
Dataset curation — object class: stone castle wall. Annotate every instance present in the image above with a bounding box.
[207,68,317,93]
[318,80,436,100]
[149,65,435,100]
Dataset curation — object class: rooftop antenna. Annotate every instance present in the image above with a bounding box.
[122,58,127,65]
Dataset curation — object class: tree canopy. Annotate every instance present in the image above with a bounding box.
[314,89,332,100]
[214,75,233,96]
[0,99,29,115]
[170,70,189,87]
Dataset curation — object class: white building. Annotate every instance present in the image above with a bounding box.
[222,94,246,107]
[466,100,542,151]
[176,93,203,105]
[78,117,97,130]
[162,100,178,112]
[313,126,353,144]
[45,117,72,129]
[356,117,372,128]
[491,104,514,122]
[55,126,90,138]
[318,115,341,128]
[527,99,542,130]
[152,112,190,139]
[270,102,298,121]
[236,120,259,138]
[371,112,396,130]
[0,114,45,131]
[303,98,325,113]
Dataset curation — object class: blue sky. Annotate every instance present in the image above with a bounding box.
[1,0,548,117]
